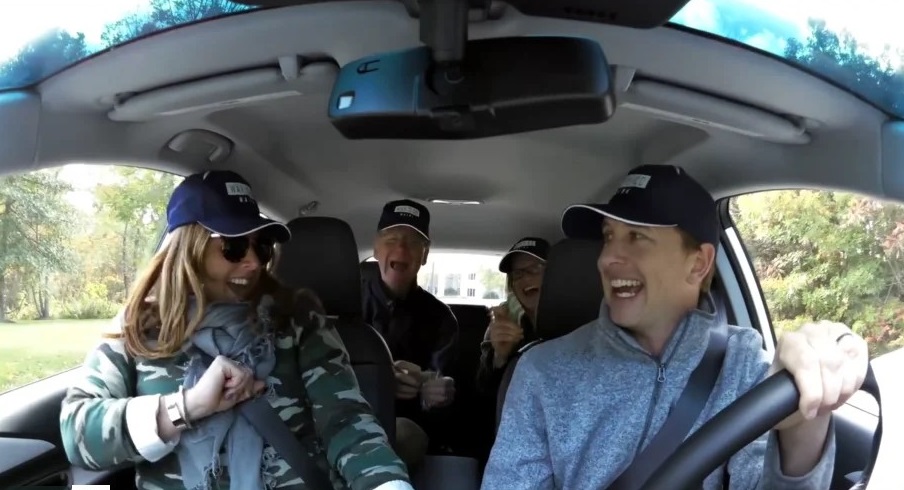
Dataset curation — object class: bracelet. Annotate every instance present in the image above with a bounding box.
[179,385,192,424]
[164,386,192,430]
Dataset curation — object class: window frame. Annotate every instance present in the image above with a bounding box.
[716,198,776,355]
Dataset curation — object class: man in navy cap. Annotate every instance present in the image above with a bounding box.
[482,165,870,489]
[361,199,459,470]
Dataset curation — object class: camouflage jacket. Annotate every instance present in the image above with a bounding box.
[60,298,410,490]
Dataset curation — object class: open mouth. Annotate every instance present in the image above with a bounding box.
[522,285,540,296]
[388,260,410,272]
[226,277,253,297]
[611,278,644,298]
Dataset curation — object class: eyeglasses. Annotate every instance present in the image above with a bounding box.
[511,263,546,281]
[211,234,275,264]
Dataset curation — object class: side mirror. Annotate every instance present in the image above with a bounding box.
[328,36,616,140]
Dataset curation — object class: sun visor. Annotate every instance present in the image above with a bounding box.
[108,61,338,122]
[0,92,40,168]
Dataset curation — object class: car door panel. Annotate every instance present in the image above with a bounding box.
[0,437,67,487]
[0,369,136,488]
[831,404,879,490]
[0,371,73,488]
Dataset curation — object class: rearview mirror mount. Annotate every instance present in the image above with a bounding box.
[328,0,616,140]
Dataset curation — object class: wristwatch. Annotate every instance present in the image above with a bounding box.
[164,386,192,430]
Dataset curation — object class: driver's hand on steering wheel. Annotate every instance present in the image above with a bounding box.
[769,321,869,430]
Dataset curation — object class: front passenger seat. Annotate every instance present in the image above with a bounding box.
[495,238,604,430]
[273,216,396,443]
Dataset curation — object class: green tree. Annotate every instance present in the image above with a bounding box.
[785,19,904,114]
[478,266,506,300]
[94,167,181,299]
[0,29,89,87]
[0,170,77,320]
[758,18,904,356]
[733,191,904,356]
[0,1,252,89]
[101,0,252,46]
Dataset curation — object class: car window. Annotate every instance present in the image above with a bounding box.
[365,252,507,307]
[730,189,903,415]
[0,164,182,394]
[419,252,506,307]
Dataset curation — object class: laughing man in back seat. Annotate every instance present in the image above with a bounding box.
[481,165,870,490]
[362,199,460,472]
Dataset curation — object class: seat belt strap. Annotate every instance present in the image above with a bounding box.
[606,323,729,490]
[194,352,333,488]
[238,397,334,489]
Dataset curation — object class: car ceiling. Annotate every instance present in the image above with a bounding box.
[1,0,903,256]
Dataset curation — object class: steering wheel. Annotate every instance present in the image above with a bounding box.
[640,365,883,490]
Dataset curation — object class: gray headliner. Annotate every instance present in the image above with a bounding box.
[1,1,902,255]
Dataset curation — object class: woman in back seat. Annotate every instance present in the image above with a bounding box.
[476,237,549,396]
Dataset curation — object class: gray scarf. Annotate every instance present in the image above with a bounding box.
[175,295,278,490]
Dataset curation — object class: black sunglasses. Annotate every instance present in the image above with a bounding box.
[211,234,275,264]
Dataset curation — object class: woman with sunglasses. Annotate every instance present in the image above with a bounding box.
[60,170,413,490]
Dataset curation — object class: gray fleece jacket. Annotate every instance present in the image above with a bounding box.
[481,294,835,490]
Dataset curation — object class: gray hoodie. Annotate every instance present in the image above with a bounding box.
[481,294,835,490]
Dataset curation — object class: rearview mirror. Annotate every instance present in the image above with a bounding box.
[328,36,616,140]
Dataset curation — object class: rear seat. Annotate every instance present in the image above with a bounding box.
[359,261,482,489]
[445,304,496,467]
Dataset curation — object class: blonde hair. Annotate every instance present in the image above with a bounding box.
[113,223,291,359]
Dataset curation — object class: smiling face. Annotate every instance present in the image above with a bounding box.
[509,254,546,315]
[201,232,270,302]
[598,218,714,333]
[373,226,429,297]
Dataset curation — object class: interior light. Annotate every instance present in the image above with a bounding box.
[428,199,483,205]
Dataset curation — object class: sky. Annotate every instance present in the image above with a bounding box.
[0,0,901,81]
[672,0,904,58]
[58,163,119,213]
[1,0,902,64]
[0,0,147,60]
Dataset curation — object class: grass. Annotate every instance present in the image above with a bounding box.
[0,318,112,393]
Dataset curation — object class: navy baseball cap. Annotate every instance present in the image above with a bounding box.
[499,237,550,273]
[378,199,430,240]
[562,164,718,246]
[166,170,291,243]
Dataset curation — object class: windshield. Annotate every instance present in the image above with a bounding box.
[0,0,258,90]
[1,0,903,119]
[670,0,904,117]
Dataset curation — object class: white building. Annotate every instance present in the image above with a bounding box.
[417,253,507,307]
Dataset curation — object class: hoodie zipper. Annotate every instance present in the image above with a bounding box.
[630,324,690,459]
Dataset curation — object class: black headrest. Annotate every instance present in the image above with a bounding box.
[274,217,362,318]
[535,238,604,340]
[360,260,380,283]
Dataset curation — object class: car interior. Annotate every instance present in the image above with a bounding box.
[0,0,900,488]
